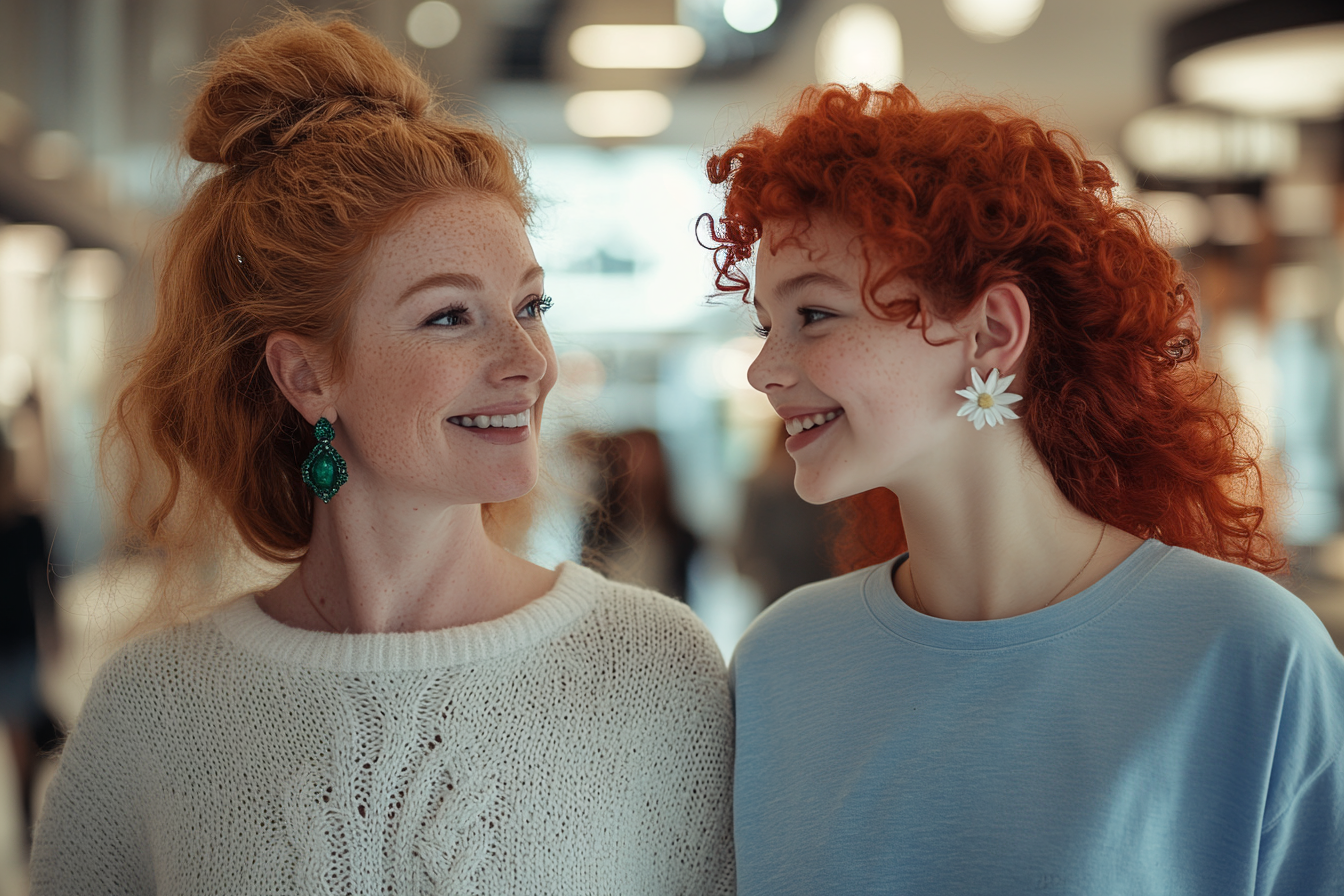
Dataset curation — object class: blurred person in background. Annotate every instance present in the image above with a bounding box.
[703,84,1344,895]
[29,13,733,893]
[734,423,835,606]
[0,428,59,855]
[580,429,698,601]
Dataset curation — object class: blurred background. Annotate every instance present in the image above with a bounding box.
[1,0,1343,888]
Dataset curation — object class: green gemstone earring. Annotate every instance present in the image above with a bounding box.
[300,417,347,503]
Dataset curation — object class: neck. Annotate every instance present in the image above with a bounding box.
[890,427,1141,620]
[261,481,555,633]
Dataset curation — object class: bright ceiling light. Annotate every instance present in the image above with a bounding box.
[1172,23,1344,119]
[1121,105,1298,180]
[406,1,461,49]
[568,25,705,69]
[944,0,1043,43]
[723,0,778,34]
[816,4,903,87]
[564,91,674,139]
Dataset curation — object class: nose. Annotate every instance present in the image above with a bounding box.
[490,318,551,386]
[747,333,795,394]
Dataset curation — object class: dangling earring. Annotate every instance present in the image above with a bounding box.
[300,417,348,503]
[955,368,1022,430]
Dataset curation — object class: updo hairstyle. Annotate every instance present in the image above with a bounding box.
[703,85,1283,574]
[106,11,534,584]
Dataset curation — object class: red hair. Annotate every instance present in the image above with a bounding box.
[703,85,1284,574]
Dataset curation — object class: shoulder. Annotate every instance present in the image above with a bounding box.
[556,561,726,676]
[1145,544,1331,648]
[734,562,884,668]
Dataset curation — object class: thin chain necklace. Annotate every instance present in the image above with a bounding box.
[298,562,343,633]
[906,524,1107,617]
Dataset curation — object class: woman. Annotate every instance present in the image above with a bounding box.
[31,14,733,893]
[703,85,1344,894]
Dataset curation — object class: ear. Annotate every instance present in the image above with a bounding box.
[964,282,1031,375]
[265,332,336,425]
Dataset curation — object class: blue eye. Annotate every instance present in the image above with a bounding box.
[426,304,469,327]
[800,308,831,325]
[521,294,553,320]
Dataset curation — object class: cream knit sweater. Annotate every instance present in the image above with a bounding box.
[31,562,735,895]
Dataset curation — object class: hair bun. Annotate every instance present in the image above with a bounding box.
[184,13,431,166]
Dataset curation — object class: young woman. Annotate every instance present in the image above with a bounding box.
[30,14,734,893]
[703,85,1344,894]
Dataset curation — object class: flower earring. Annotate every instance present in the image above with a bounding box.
[955,368,1022,430]
[300,417,348,503]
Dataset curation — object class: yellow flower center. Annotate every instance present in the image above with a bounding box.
[977,393,995,408]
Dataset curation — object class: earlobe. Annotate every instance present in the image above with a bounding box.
[265,333,332,424]
[969,283,1030,373]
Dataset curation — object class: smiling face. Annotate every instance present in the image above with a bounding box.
[747,216,969,504]
[330,192,557,507]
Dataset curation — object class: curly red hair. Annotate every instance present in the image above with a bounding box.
[703,85,1284,575]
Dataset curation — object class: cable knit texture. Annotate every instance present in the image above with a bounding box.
[31,562,735,895]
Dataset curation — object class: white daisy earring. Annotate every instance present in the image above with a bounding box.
[955,368,1022,430]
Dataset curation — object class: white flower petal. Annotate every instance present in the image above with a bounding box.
[957,401,976,417]
[998,392,1023,405]
[973,412,987,430]
[954,388,978,401]
[998,405,1020,420]
[996,372,1016,392]
[970,368,986,393]
[985,368,1000,393]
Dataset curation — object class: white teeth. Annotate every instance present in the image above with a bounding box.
[451,408,531,429]
[784,410,840,436]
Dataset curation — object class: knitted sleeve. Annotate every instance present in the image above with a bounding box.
[30,645,156,894]
[636,598,737,895]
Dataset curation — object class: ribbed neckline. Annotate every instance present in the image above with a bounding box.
[210,560,598,672]
[863,539,1171,652]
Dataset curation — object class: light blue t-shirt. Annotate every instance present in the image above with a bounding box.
[730,540,1344,895]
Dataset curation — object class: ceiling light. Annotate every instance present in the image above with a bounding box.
[564,91,674,139]
[568,25,705,69]
[1121,105,1297,180]
[406,1,461,50]
[944,0,1043,43]
[1172,23,1344,119]
[723,0,778,34]
[816,4,903,87]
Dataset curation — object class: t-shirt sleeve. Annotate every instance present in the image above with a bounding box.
[1255,740,1344,896]
[1253,610,1344,896]
[30,649,155,895]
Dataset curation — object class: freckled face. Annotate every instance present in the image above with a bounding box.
[333,193,557,506]
[746,217,965,504]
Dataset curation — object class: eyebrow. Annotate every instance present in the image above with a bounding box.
[395,265,545,306]
[756,272,851,311]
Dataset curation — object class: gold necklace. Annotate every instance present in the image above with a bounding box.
[298,563,342,633]
[906,524,1107,616]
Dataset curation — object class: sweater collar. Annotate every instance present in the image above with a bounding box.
[211,561,599,672]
